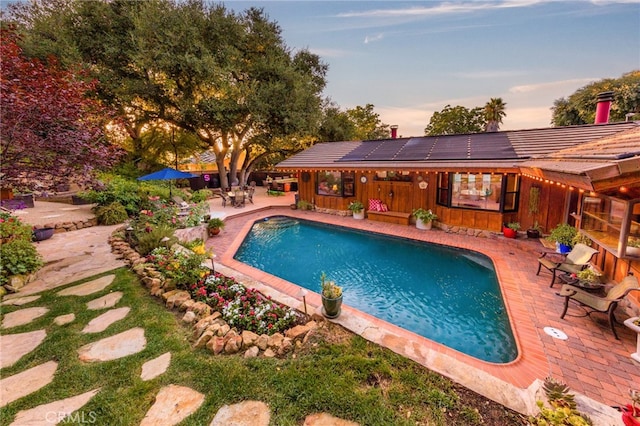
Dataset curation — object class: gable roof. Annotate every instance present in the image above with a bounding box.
[277,122,639,171]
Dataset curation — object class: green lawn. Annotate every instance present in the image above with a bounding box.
[0,268,526,425]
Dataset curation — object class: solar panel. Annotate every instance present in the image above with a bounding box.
[366,139,407,160]
[338,141,384,161]
[427,135,470,160]
[394,137,436,160]
[469,133,517,159]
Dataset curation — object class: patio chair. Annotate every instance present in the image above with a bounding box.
[171,195,190,216]
[234,189,245,208]
[536,243,599,287]
[247,187,255,204]
[558,274,640,339]
[220,192,230,208]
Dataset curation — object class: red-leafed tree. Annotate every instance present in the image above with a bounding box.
[0,28,121,193]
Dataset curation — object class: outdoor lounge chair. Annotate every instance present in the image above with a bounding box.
[537,243,599,287]
[171,195,190,216]
[558,274,640,339]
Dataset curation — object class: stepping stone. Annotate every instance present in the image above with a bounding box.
[56,274,115,297]
[140,352,172,381]
[140,384,204,426]
[1,361,58,407]
[303,413,360,426]
[78,327,146,362]
[81,307,130,334]
[54,313,76,326]
[210,401,270,426]
[1,295,41,306]
[1,307,49,329]
[86,291,123,310]
[0,330,47,369]
[9,388,100,426]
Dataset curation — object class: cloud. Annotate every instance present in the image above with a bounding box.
[306,47,350,58]
[336,1,548,19]
[509,78,597,93]
[364,33,384,44]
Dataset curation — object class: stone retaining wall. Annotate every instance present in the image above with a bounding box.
[34,218,98,233]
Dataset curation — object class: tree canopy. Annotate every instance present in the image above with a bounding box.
[0,28,121,192]
[424,105,486,136]
[551,71,640,126]
[484,98,506,132]
[6,0,328,189]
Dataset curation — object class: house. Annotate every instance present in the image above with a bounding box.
[276,120,640,302]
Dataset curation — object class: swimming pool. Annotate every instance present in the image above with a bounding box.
[234,216,518,363]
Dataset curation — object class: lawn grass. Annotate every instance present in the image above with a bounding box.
[0,268,525,425]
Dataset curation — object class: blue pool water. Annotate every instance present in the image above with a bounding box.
[234,216,518,363]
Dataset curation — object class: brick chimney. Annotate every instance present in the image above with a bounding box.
[594,91,614,124]
[390,125,398,139]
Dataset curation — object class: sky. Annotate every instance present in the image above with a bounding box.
[223,0,640,137]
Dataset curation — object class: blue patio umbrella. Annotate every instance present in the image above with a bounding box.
[137,167,197,196]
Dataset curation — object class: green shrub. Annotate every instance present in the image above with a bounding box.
[0,212,33,242]
[0,239,43,285]
[548,224,577,247]
[95,202,129,225]
[190,189,210,203]
[134,223,177,256]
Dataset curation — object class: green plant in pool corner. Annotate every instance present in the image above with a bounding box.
[320,272,342,299]
[548,223,577,247]
[412,208,438,222]
[529,376,592,426]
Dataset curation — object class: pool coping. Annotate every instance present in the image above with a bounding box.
[211,208,623,422]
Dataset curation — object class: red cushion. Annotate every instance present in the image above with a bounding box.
[368,198,382,211]
[380,203,389,212]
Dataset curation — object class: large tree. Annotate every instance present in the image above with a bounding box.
[424,105,486,136]
[0,28,121,192]
[6,0,328,189]
[484,98,506,132]
[551,71,640,126]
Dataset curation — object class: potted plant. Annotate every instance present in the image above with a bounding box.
[527,186,541,238]
[548,223,577,254]
[32,226,55,242]
[412,208,437,230]
[320,272,343,319]
[347,200,365,219]
[627,238,640,257]
[623,317,640,364]
[620,389,640,426]
[206,218,225,237]
[297,200,313,211]
[503,222,520,238]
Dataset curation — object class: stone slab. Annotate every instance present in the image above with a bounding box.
[81,307,130,334]
[0,329,47,369]
[56,274,114,297]
[1,361,58,407]
[54,313,76,326]
[9,388,100,426]
[86,291,123,310]
[78,327,146,362]
[210,401,270,426]
[1,295,41,306]
[140,384,204,426]
[1,307,49,329]
[140,352,172,381]
[303,413,360,426]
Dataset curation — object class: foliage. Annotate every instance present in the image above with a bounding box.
[207,218,225,230]
[529,186,541,216]
[628,238,640,248]
[506,222,521,231]
[297,200,313,210]
[95,202,128,225]
[0,27,122,192]
[412,208,438,222]
[484,98,507,132]
[347,200,364,212]
[132,224,177,257]
[572,233,592,247]
[576,268,599,284]
[345,104,391,140]
[146,246,209,288]
[81,175,146,216]
[551,71,640,126]
[190,189,211,204]
[320,272,343,299]
[424,104,486,136]
[0,212,33,242]
[548,224,578,247]
[0,239,43,286]
[8,1,328,189]
[179,202,209,228]
[529,377,593,425]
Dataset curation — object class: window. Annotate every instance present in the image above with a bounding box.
[438,172,519,212]
[316,171,355,197]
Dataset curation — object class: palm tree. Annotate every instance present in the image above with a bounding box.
[484,98,507,132]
